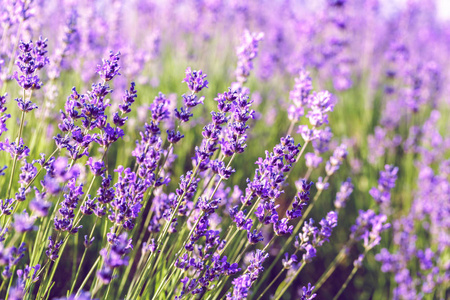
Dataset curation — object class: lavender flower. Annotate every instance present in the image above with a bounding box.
[0,138,30,161]
[235,30,264,84]
[54,178,83,234]
[14,37,49,90]
[97,51,121,82]
[306,91,335,127]
[288,69,313,123]
[369,165,398,214]
[295,211,338,262]
[0,93,10,137]
[325,144,347,176]
[299,283,317,300]
[45,236,64,261]
[97,232,132,284]
[226,274,252,300]
[15,98,38,112]
[29,188,51,217]
[334,178,353,209]
[54,291,98,300]
[0,242,26,279]
[305,152,322,169]
[183,67,209,93]
[287,179,313,220]
[282,253,298,269]
[350,210,390,251]
[12,212,36,232]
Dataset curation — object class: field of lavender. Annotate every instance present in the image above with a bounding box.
[0,0,449,299]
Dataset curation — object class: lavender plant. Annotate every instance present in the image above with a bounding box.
[0,1,449,300]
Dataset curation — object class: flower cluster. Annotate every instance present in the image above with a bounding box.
[14,37,49,91]
[97,232,133,284]
[297,91,336,142]
[350,210,390,251]
[369,164,398,214]
[288,69,313,123]
[295,211,338,262]
[226,250,269,299]
[0,94,11,137]
[235,30,264,84]
[55,52,127,160]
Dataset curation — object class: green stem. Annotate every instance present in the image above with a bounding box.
[69,218,98,295]
[332,264,359,300]
[313,246,350,292]
[75,256,100,297]
[272,261,306,300]
[256,268,285,300]
[6,110,26,199]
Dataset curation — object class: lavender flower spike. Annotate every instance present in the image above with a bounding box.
[183,67,209,93]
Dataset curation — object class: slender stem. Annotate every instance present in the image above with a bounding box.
[149,211,205,300]
[75,256,100,297]
[332,265,359,300]
[69,218,98,295]
[157,163,201,244]
[286,120,296,137]
[272,261,306,300]
[314,246,349,292]
[256,268,285,300]
[6,110,26,199]
[150,268,179,300]
[262,236,275,253]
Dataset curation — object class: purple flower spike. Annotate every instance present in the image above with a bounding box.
[87,157,105,176]
[316,177,329,190]
[299,283,317,300]
[226,274,252,300]
[305,152,322,169]
[15,98,38,112]
[318,211,338,245]
[0,138,30,161]
[282,253,298,269]
[274,218,294,236]
[247,229,264,244]
[54,291,97,300]
[350,209,391,251]
[0,93,11,137]
[14,37,49,90]
[369,165,398,214]
[46,236,64,261]
[97,232,132,284]
[97,51,121,82]
[29,188,51,217]
[334,178,354,209]
[306,91,335,127]
[13,212,37,233]
[288,69,313,122]
[183,67,208,93]
[235,30,264,84]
